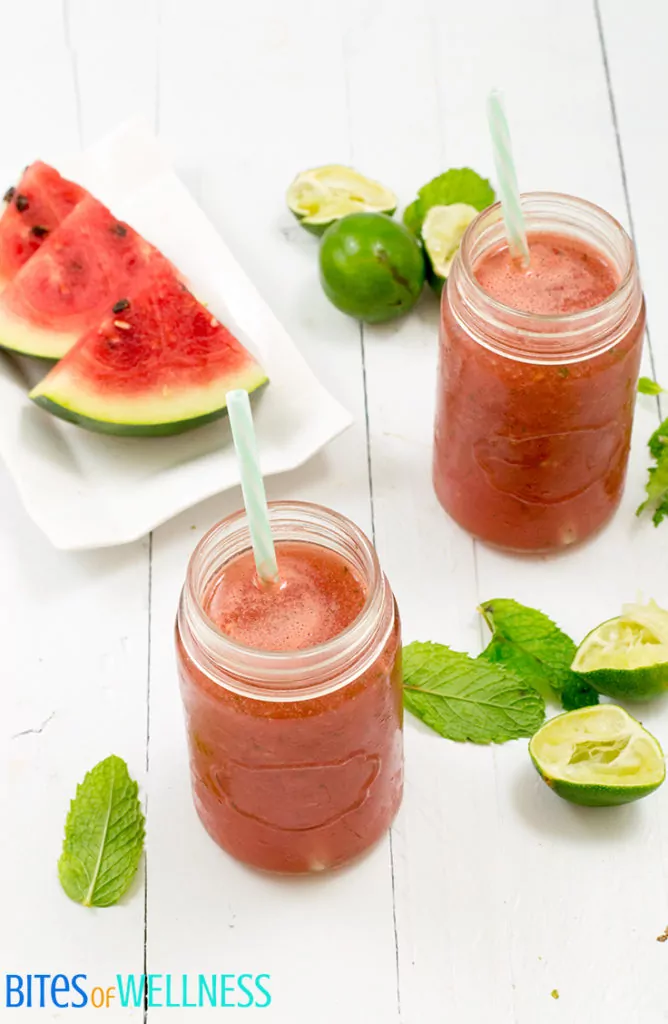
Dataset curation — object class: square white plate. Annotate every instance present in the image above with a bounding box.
[0,122,352,550]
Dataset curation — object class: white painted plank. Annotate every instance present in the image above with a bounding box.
[596,0,668,1002]
[0,45,79,184]
[341,2,518,1021]
[597,0,668,389]
[400,1,666,1022]
[1,2,666,1022]
[0,4,150,1020]
[0,506,149,1023]
[147,2,399,1020]
[67,0,160,145]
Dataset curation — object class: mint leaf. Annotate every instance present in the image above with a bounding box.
[652,493,668,527]
[561,675,601,711]
[403,199,422,236]
[649,420,668,461]
[638,376,665,396]
[405,168,495,235]
[479,599,599,710]
[59,755,145,908]
[638,417,668,526]
[403,641,544,743]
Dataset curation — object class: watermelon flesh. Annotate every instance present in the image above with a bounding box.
[29,265,268,436]
[0,197,164,359]
[0,162,87,292]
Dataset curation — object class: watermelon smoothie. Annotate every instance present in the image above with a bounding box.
[205,542,367,650]
[176,503,403,874]
[475,233,617,315]
[433,193,645,552]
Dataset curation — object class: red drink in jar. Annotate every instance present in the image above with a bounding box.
[434,193,645,552]
[176,502,403,873]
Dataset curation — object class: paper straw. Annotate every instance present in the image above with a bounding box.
[226,389,279,584]
[487,90,530,267]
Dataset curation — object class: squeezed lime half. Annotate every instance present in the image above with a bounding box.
[572,599,668,701]
[529,705,665,806]
[421,202,478,292]
[287,165,397,235]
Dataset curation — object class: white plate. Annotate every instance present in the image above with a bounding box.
[0,123,352,550]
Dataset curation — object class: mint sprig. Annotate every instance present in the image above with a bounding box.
[403,168,495,236]
[638,417,668,526]
[479,599,599,711]
[403,641,545,743]
[58,755,145,908]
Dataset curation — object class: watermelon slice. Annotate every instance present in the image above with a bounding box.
[0,162,87,291]
[30,266,268,436]
[0,197,163,359]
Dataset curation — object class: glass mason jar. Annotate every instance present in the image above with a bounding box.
[433,193,645,553]
[176,501,403,874]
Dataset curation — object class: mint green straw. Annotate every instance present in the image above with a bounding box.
[487,90,530,267]
[226,389,280,584]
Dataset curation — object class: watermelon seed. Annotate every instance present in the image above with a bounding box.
[114,320,131,330]
[31,225,49,238]
[15,194,29,212]
[210,317,218,327]
[111,223,127,237]
[3,186,15,203]
[112,298,130,314]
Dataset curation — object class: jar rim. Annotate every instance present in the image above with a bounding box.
[178,501,393,700]
[450,191,641,363]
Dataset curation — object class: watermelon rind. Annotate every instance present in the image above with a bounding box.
[30,365,269,437]
[0,305,80,359]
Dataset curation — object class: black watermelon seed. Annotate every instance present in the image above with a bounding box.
[111,223,127,237]
[112,298,130,314]
[15,194,29,212]
[3,186,15,203]
[31,224,49,238]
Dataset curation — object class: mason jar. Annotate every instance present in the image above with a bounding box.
[176,501,403,874]
[433,193,645,553]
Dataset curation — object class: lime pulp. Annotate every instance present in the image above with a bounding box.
[572,599,668,700]
[287,165,397,235]
[421,203,479,291]
[529,704,665,806]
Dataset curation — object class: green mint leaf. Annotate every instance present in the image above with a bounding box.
[561,675,600,711]
[403,199,422,235]
[479,635,556,704]
[638,420,668,525]
[638,376,665,396]
[653,493,668,527]
[637,459,668,516]
[403,641,545,744]
[648,418,668,461]
[478,598,598,711]
[408,168,495,235]
[59,755,145,908]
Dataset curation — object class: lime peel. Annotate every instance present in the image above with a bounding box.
[422,203,479,288]
[529,705,665,806]
[572,599,668,700]
[319,212,425,324]
[287,165,397,235]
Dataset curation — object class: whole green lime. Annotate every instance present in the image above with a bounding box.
[319,212,425,324]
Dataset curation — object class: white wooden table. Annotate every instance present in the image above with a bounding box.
[2,1,668,1020]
